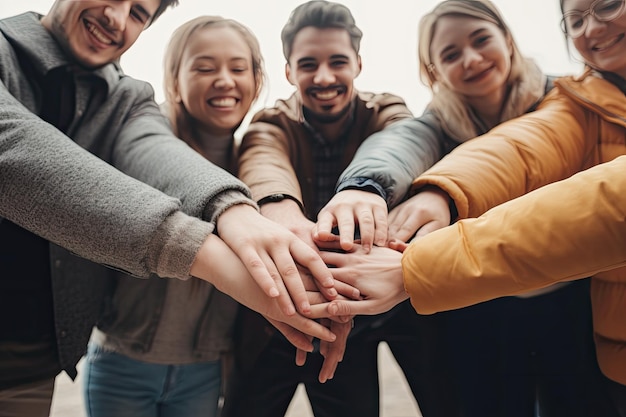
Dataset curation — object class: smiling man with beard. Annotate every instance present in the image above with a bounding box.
[221,2,426,417]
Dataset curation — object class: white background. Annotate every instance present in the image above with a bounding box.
[3,1,583,117]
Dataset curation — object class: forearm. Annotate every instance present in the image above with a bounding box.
[337,116,442,209]
[403,157,626,314]
[0,84,215,278]
[412,97,589,219]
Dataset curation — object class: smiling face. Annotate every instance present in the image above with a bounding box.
[175,25,257,136]
[429,14,512,102]
[564,0,626,78]
[285,26,361,120]
[41,0,159,68]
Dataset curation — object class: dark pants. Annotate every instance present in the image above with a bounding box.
[222,300,460,417]
[0,378,54,417]
[444,279,617,417]
[605,374,626,417]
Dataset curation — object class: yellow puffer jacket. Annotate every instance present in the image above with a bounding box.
[405,69,626,385]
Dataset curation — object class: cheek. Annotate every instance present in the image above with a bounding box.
[439,66,462,87]
[571,38,589,60]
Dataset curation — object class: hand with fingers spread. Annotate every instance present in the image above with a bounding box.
[387,187,452,243]
[313,189,388,253]
[216,203,336,316]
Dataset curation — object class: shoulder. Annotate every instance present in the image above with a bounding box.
[248,93,303,130]
[357,91,408,109]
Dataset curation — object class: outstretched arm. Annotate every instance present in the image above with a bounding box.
[314,114,443,251]
[403,156,626,314]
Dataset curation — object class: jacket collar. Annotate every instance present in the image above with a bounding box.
[0,12,120,92]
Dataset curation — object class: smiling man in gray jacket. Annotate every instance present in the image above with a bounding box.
[0,1,341,414]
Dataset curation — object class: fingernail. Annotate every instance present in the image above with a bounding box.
[327,288,337,298]
[269,287,279,297]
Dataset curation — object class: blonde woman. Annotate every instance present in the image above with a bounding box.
[83,16,265,417]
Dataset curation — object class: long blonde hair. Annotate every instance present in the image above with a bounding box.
[418,0,546,142]
[162,16,265,142]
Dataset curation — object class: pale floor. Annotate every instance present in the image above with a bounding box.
[50,342,422,417]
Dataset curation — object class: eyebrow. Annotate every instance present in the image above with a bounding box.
[193,56,250,62]
[296,54,350,65]
[438,28,488,57]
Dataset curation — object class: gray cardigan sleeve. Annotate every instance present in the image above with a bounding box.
[336,111,443,208]
[0,80,213,280]
[108,77,253,221]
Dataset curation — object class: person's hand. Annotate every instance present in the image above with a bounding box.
[312,243,409,317]
[313,190,388,252]
[263,199,365,300]
[318,318,352,382]
[216,203,335,316]
[260,199,359,379]
[190,233,337,344]
[294,285,355,382]
[387,187,451,243]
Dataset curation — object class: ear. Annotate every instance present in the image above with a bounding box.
[171,79,182,104]
[285,62,296,86]
[507,34,514,57]
[355,55,362,78]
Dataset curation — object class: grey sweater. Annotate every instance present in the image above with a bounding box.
[0,12,252,380]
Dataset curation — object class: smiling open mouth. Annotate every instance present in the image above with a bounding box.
[309,86,346,101]
[85,21,113,45]
[209,97,238,108]
[464,67,494,82]
[593,34,624,51]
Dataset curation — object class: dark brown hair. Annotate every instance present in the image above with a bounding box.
[280,0,362,61]
[150,0,179,25]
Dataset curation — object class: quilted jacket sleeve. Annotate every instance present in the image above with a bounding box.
[403,156,626,314]
[412,89,592,219]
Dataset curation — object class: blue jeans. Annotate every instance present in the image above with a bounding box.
[83,343,221,417]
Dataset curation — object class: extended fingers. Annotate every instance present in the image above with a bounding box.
[319,319,351,382]
[267,249,312,314]
[314,211,340,242]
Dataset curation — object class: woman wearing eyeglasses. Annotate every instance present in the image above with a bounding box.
[318,0,626,414]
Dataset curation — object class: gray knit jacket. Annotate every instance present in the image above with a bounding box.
[0,12,252,378]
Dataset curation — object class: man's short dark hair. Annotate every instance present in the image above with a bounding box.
[151,0,179,25]
[280,0,362,61]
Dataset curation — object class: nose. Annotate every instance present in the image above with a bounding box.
[313,63,336,85]
[462,47,483,69]
[584,14,608,38]
[103,3,131,31]
[214,69,236,89]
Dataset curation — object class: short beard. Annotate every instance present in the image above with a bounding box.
[303,101,352,124]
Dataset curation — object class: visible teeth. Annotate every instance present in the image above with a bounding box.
[87,22,112,45]
[313,90,339,100]
[209,97,237,107]
[595,36,620,50]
